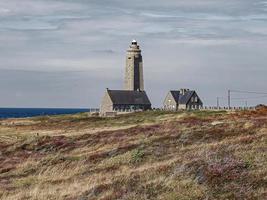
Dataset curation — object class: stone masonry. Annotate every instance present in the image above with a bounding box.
[124,40,144,91]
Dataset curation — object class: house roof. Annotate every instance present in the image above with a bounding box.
[179,90,195,104]
[170,91,180,103]
[170,90,197,104]
[107,90,151,105]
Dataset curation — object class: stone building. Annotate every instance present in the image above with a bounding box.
[100,40,151,116]
[100,89,151,116]
[124,40,144,91]
[163,89,203,111]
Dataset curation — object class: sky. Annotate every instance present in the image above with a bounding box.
[0,0,267,108]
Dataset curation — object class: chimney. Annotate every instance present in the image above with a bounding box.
[180,88,189,95]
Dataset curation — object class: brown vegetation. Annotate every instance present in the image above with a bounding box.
[0,109,266,200]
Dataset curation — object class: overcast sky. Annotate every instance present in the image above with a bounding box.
[0,0,267,108]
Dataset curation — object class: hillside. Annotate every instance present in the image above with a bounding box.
[0,109,266,200]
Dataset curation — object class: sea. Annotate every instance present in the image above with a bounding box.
[0,108,95,119]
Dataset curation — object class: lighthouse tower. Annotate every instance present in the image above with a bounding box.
[124,40,144,91]
[100,40,151,116]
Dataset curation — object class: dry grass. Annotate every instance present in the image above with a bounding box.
[0,109,266,200]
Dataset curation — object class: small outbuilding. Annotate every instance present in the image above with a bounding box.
[163,89,203,111]
[100,89,151,116]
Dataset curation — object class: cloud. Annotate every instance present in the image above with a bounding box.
[0,69,121,108]
[0,0,83,15]
[0,8,10,14]
[0,17,59,31]
[0,0,266,107]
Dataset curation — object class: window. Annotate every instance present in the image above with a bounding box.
[195,97,198,102]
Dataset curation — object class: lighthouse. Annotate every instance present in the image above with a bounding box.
[100,40,151,116]
[124,40,144,91]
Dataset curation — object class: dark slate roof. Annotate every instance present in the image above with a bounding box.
[179,90,195,104]
[107,90,151,105]
[170,91,180,103]
[170,90,196,104]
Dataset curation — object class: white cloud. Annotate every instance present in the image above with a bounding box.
[171,38,241,46]
[0,8,10,14]
[0,18,59,30]
[0,0,267,107]
[0,0,82,16]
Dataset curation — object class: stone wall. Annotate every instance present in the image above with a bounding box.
[124,42,144,91]
[163,92,177,111]
[100,91,113,116]
[163,91,203,111]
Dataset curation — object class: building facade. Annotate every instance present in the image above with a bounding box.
[124,40,144,91]
[100,89,151,116]
[100,40,151,116]
[163,89,203,111]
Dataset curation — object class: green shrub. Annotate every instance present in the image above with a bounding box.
[131,149,145,164]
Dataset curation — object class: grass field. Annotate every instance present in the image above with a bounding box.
[0,108,266,200]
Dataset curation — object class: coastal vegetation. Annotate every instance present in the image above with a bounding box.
[0,108,266,199]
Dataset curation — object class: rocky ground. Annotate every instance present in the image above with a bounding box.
[0,109,266,200]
